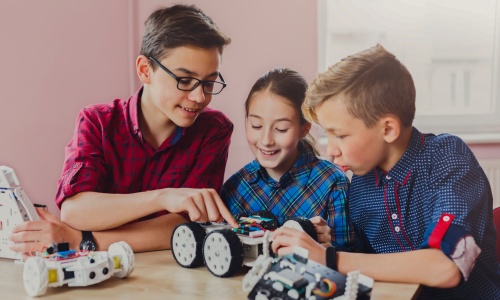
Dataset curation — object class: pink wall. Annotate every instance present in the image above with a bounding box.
[0,1,498,215]
[0,0,131,214]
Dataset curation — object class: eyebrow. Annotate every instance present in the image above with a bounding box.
[175,67,219,79]
[248,114,292,122]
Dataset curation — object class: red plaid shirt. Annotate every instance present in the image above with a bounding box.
[55,88,233,218]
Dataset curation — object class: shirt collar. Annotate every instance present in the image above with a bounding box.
[375,127,424,187]
[128,87,186,149]
[128,87,142,135]
[246,142,317,187]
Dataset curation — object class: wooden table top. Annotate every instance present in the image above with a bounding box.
[0,250,419,299]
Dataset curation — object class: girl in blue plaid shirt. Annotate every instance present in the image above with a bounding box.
[221,68,354,249]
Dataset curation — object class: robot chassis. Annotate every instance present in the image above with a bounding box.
[243,232,374,300]
[171,212,318,278]
[23,241,135,297]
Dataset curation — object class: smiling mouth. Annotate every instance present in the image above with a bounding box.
[259,149,279,156]
[180,106,199,113]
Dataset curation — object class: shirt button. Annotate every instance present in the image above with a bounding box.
[394,226,400,232]
[386,175,391,180]
[443,215,450,222]
[392,213,398,220]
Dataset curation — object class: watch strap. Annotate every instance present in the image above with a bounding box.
[326,246,338,271]
[80,230,97,251]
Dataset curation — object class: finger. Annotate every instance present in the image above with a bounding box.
[271,230,297,253]
[276,245,294,257]
[210,190,237,227]
[9,230,45,243]
[271,234,288,253]
[309,216,327,226]
[321,242,332,248]
[314,225,330,234]
[192,193,209,223]
[201,189,221,222]
[317,233,331,244]
[183,197,201,222]
[11,220,47,233]
[36,207,59,222]
[9,241,45,254]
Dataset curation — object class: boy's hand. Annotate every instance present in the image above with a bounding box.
[309,216,332,247]
[9,207,81,254]
[272,226,327,265]
[161,188,238,228]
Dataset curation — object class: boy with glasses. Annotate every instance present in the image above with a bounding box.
[10,4,237,254]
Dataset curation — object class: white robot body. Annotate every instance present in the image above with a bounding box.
[0,166,40,260]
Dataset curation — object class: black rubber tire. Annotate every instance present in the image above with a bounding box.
[171,222,206,268]
[203,229,244,277]
[282,217,318,242]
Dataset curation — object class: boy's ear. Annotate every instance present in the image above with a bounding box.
[300,122,312,138]
[381,115,400,144]
[136,55,152,84]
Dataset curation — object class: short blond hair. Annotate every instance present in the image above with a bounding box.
[303,44,416,128]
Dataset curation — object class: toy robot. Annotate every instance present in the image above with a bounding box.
[170,211,317,278]
[0,166,40,260]
[23,241,135,297]
[243,234,374,300]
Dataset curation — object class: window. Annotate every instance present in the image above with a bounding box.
[318,0,500,141]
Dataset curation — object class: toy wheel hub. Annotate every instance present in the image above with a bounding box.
[203,232,232,275]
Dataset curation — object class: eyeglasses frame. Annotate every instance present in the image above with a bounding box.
[148,56,227,95]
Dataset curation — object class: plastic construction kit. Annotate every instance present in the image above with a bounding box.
[0,166,40,260]
[23,241,135,297]
[171,212,317,278]
[243,236,374,300]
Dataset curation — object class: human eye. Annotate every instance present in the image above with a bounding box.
[276,128,288,133]
[203,81,216,93]
[249,122,262,129]
[178,77,196,88]
[204,81,215,89]
[335,135,346,139]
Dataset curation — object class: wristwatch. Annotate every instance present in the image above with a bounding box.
[79,231,97,251]
[326,246,338,271]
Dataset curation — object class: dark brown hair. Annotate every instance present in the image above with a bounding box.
[245,67,319,155]
[140,4,231,69]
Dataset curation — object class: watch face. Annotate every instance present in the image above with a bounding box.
[80,240,97,251]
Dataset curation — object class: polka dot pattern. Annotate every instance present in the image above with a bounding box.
[349,127,500,299]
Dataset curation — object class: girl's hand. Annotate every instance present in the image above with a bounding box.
[309,216,332,247]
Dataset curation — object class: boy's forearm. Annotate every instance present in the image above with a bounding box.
[61,190,165,231]
[92,213,187,252]
[338,248,462,288]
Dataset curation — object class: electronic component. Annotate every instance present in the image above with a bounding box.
[245,247,373,300]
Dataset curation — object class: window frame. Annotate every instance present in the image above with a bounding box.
[317,0,500,143]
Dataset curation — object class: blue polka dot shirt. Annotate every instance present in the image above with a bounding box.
[349,127,500,299]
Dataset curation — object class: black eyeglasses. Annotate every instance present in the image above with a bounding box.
[149,57,227,95]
